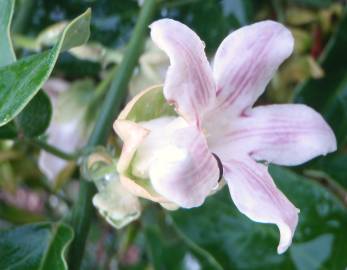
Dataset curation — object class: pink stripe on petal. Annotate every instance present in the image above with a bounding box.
[150,19,216,125]
[149,125,219,208]
[213,21,294,116]
[213,104,336,166]
[224,158,299,254]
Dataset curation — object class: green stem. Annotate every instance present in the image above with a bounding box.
[67,1,158,269]
[117,223,140,260]
[28,138,78,160]
[94,65,119,100]
[161,0,199,8]
[303,169,347,209]
[272,0,285,23]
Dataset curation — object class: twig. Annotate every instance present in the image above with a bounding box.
[303,169,347,209]
[27,137,79,161]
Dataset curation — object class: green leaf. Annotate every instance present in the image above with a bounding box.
[17,90,52,137]
[0,201,46,224]
[143,209,223,270]
[0,8,91,127]
[294,8,347,146]
[0,121,17,139]
[316,154,347,188]
[0,0,16,67]
[170,166,347,270]
[145,222,194,270]
[0,222,74,270]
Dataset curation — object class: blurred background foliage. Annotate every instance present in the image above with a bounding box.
[1,0,347,269]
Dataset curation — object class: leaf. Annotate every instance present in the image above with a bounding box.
[0,121,17,139]
[170,166,347,270]
[144,225,202,270]
[1,10,73,138]
[0,8,91,127]
[17,90,52,137]
[294,8,347,146]
[316,154,347,188]
[0,222,74,270]
[0,201,46,224]
[0,0,16,67]
[142,209,223,270]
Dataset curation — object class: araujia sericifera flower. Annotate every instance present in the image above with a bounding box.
[114,19,336,253]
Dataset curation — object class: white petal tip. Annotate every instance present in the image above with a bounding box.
[277,211,299,254]
[149,19,176,32]
[277,244,289,255]
[253,20,294,59]
[277,224,293,254]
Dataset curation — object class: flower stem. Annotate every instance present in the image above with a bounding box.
[30,137,78,160]
[94,65,118,100]
[67,1,158,269]
[271,0,285,23]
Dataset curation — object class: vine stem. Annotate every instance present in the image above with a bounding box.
[67,1,157,269]
[303,169,347,209]
[30,137,78,160]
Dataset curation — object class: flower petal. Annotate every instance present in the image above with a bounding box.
[213,20,294,115]
[113,119,149,173]
[224,158,299,254]
[150,19,215,125]
[148,125,220,208]
[215,104,336,166]
[119,175,178,210]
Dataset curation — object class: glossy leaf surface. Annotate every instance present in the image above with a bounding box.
[0,9,91,127]
[0,222,74,270]
[142,209,223,270]
[0,0,16,67]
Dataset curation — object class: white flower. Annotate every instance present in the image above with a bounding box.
[114,19,336,253]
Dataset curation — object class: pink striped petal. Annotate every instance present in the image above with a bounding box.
[224,158,299,254]
[150,19,216,125]
[213,21,294,115]
[215,104,336,166]
[148,125,220,208]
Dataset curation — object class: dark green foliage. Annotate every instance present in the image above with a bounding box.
[0,222,73,270]
[171,166,347,270]
[17,90,52,137]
